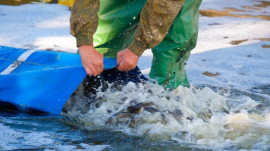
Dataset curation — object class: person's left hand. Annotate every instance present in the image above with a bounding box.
[117,48,139,72]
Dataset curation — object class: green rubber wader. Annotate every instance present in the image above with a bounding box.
[93,0,146,57]
[93,0,202,89]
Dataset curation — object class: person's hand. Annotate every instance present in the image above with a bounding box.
[78,45,104,76]
[117,48,139,72]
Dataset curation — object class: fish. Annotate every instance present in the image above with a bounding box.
[197,109,212,122]
[127,102,154,113]
[106,102,157,127]
[106,112,135,126]
[144,107,159,113]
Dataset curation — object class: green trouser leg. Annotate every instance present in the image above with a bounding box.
[93,0,146,58]
[150,0,202,89]
[93,0,201,89]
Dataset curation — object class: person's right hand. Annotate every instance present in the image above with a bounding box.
[78,45,104,76]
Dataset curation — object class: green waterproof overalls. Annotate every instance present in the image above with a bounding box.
[93,0,202,89]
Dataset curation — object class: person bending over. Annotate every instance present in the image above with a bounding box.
[70,0,202,89]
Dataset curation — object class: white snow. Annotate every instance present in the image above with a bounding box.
[188,0,270,89]
[0,4,76,52]
[0,1,269,90]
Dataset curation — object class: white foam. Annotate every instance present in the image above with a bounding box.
[0,123,53,150]
[0,123,110,150]
[0,124,22,150]
[65,82,270,150]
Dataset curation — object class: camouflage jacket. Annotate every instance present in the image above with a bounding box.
[70,0,185,56]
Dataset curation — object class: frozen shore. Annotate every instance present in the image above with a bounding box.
[0,1,269,90]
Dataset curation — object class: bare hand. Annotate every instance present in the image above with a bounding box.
[117,48,139,72]
[79,45,104,76]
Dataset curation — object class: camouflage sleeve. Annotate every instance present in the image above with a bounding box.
[70,0,99,47]
[128,0,185,56]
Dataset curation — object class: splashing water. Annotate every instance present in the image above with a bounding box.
[63,82,270,150]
